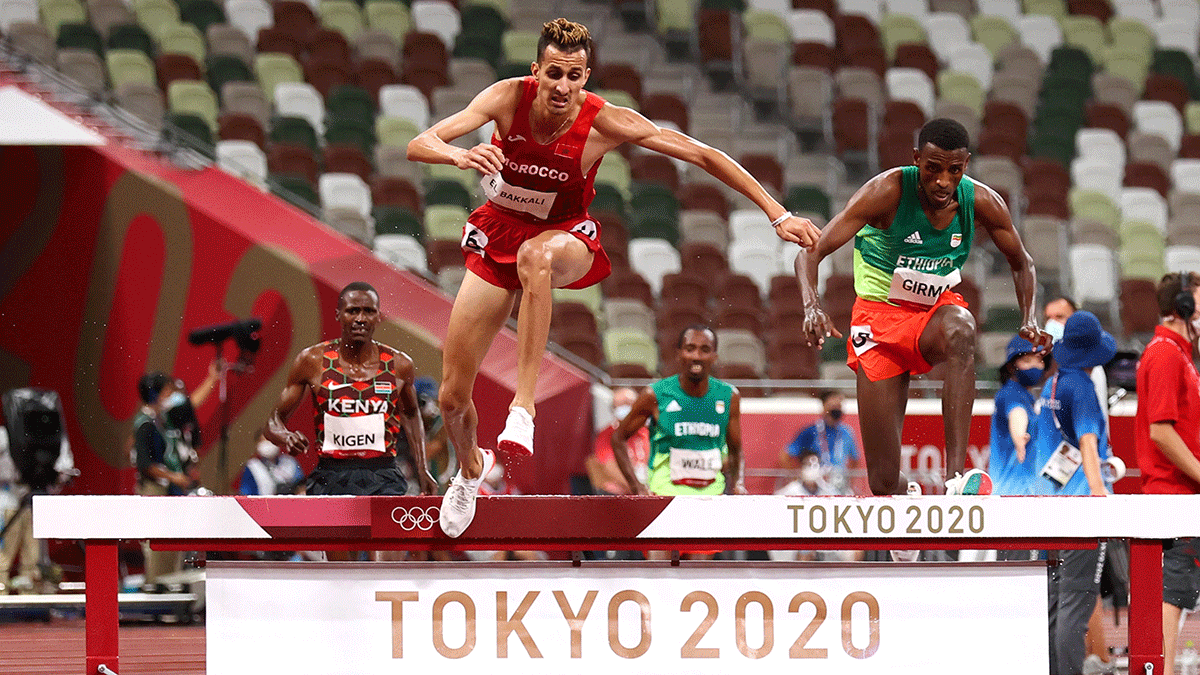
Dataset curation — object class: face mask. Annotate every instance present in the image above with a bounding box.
[1045,319,1065,343]
[161,391,186,410]
[613,404,632,421]
[827,408,843,422]
[257,441,280,460]
[800,465,821,483]
[1016,367,1043,387]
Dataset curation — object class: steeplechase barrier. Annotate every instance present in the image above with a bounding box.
[33,494,1197,674]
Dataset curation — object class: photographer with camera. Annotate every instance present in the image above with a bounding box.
[0,389,75,594]
[132,364,217,588]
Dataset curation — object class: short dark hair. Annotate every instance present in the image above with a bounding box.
[338,281,379,307]
[537,18,593,65]
[1158,272,1200,317]
[1045,296,1078,312]
[917,118,970,152]
[677,324,717,350]
[817,390,841,404]
[138,371,171,404]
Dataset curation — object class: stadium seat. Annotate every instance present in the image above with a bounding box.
[217,112,265,148]
[105,49,155,91]
[180,0,225,34]
[373,233,427,272]
[319,0,363,40]
[225,0,271,44]
[215,139,267,184]
[167,79,218,130]
[274,82,325,135]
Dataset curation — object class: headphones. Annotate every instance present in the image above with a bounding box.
[1175,271,1195,320]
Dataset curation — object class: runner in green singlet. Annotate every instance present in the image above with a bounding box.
[795,119,1052,497]
[611,324,744,560]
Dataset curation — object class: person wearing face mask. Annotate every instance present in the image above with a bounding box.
[587,387,650,496]
[131,371,205,589]
[239,430,305,497]
[779,391,861,494]
[1028,310,1116,675]
[989,336,1047,497]
[771,450,864,562]
[1134,271,1200,673]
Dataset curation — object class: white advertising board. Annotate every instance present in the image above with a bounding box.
[208,562,1048,674]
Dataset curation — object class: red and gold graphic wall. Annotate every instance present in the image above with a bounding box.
[0,144,593,496]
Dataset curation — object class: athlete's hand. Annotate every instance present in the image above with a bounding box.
[774,214,821,249]
[417,467,438,496]
[280,430,309,456]
[1019,322,1053,354]
[631,481,650,496]
[454,143,505,175]
[803,304,842,348]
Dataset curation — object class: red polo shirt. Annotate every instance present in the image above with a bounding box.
[1136,326,1200,494]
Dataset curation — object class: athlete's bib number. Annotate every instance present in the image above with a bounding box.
[669,447,722,487]
[323,413,385,455]
[482,172,558,220]
[1040,440,1083,487]
[887,267,961,306]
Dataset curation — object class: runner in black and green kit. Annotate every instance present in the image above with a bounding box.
[795,119,1051,497]
[611,324,744,560]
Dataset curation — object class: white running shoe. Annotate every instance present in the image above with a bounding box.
[945,469,994,495]
[497,407,534,457]
[439,448,495,538]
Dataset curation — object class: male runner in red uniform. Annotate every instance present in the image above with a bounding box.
[409,18,820,537]
[265,282,436,558]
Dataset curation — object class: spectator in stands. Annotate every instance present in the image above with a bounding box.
[407,18,819,538]
[779,390,861,494]
[238,429,304,496]
[1134,272,1200,673]
[132,366,217,588]
[610,325,743,561]
[990,336,1046,497]
[795,118,1051,498]
[770,449,863,563]
[587,387,649,496]
[1029,310,1114,675]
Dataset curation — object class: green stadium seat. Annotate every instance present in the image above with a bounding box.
[372,205,424,239]
[269,115,320,153]
[105,23,154,59]
[423,178,472,210]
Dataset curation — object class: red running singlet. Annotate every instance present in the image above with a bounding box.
[310,339,408,459]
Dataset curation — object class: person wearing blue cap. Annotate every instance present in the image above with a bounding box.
[1029,310,1115,675]
[989,335,1047,497]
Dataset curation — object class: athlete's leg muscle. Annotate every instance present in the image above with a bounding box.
[918,304,976,477]
[440,271,517,478]
[856,367,910,495]
[512,230,594,413]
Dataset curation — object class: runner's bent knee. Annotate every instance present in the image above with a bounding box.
[942,306,976,353]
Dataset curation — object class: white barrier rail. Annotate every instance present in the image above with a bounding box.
[34,494,1189,674]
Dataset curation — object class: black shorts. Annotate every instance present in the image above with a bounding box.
[1163,537,1200,610]
[306,455,408,496]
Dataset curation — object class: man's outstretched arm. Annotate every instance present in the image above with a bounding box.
[592,104,820,248]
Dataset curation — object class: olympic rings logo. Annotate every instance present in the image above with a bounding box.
[390,506,440,531]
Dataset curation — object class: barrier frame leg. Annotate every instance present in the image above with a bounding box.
[85,541,119,675]
[1129,538,1164,674]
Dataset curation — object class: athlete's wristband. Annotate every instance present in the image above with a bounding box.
[770,212,792,228]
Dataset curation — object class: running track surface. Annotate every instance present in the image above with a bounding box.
[2,610,1198,674]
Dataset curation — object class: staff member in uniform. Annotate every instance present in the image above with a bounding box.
[1135,272,1200,671]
